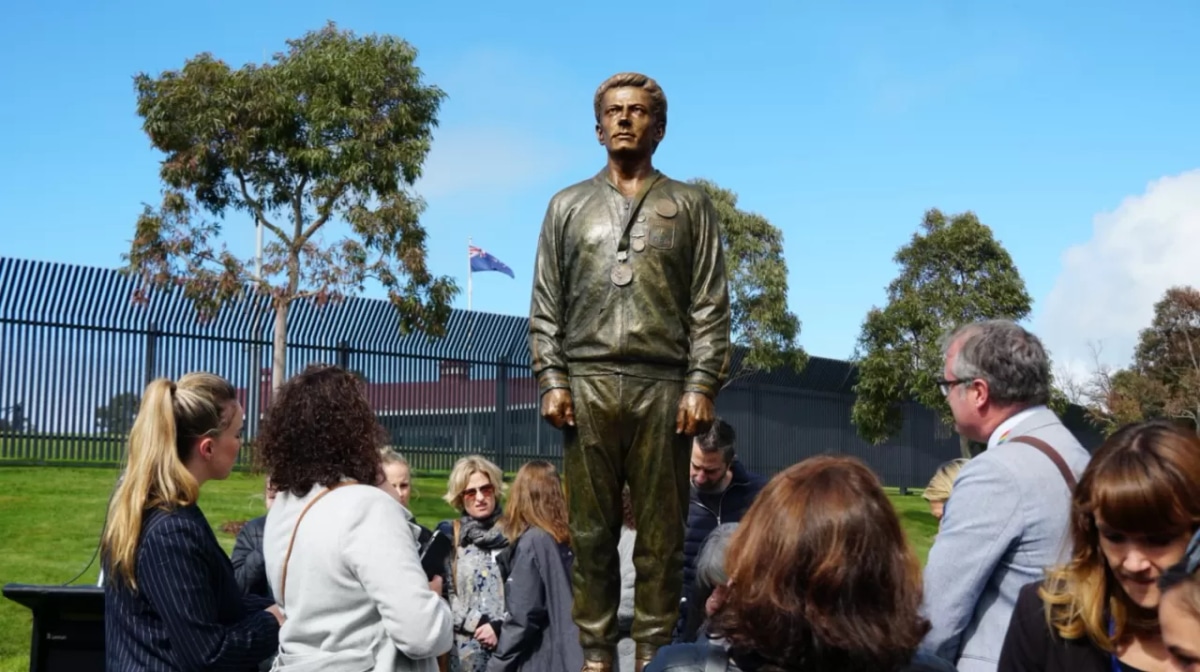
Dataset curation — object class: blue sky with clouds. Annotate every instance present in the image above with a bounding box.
[2,0,1198,374]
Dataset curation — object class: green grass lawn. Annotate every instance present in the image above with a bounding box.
[0,466,938,671]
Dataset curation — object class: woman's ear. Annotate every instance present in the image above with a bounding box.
[195,436,216,461]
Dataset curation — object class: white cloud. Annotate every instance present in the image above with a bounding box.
[1036,169,1200,380]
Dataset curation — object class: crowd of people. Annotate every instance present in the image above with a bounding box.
[96,318,1200,672]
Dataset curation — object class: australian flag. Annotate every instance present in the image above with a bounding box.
[469,245,515,278]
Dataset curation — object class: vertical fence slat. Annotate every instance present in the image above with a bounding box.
[0,257,1107,482]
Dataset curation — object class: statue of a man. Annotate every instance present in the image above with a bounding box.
[528,72,731,672]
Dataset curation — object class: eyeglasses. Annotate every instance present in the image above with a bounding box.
[462,483,496,500]
[936,378,970,396]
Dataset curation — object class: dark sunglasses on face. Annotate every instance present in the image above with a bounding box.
[463,483,495,500]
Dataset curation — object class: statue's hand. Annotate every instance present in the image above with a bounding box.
[541,388,576,429]
[675,392,714,436]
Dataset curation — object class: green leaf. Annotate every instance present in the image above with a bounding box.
[122,22,459,386]
[851,209,1033,444]
[687,178,808,383]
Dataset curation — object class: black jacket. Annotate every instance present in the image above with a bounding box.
[683,461,766,588]
[230,515,273,601]
[998,581,1137,672]
[676,462,766,641]
[487,527,584,672]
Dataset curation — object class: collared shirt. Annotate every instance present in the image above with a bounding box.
[987,405,1047,450]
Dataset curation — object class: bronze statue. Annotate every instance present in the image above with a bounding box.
[528,72,732,672]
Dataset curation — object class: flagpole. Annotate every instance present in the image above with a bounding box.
[466,237,473,450]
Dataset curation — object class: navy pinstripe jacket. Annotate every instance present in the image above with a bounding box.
[104,504,280,671]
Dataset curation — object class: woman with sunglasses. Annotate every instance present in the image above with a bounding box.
[998,420,1200,672]
[438,455,509,672]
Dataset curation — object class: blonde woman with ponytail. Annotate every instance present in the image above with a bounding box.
[102,373,282,672]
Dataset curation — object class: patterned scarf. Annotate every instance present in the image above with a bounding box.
[459,504,508,551]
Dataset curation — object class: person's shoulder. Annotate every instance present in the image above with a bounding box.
[335,484,405,518]
[659,177,713,208]
[1013,579,1052,625]
[143,504,206,538]
[520,525,553,544]
[241,514,266,534]
[548,174,602,208]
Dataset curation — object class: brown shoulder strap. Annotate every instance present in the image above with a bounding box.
[1007,436,1077,491]
[451,519,462,598]
[279,481,357,604]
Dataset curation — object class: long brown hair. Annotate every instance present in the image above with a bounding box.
[1041,420,1200,649]
[101,373,237,589]
[502,460,570,545]
[712,456,928,672]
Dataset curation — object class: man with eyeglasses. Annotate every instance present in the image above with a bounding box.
[919,319,1091,672]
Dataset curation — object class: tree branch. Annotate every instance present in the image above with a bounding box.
[234,171,287,242]
[297,179,347,246]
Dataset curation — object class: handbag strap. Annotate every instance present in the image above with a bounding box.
[279,481,357,605]
[451,519,462,599]
[1007,436,1077,491]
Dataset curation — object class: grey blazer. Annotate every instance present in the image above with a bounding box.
[918,407,1091,672]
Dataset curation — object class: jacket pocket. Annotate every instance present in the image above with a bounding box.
[647,221,676,249]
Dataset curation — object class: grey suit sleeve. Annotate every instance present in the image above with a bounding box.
[919,459,1023,662]
[487,539,546,672]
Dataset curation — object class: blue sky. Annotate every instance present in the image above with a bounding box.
[2,0,1198,372]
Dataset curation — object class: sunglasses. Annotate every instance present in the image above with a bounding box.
[462,483,496,500]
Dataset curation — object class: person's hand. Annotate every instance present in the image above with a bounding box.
[540,389,575,429]
[474,622,498,649]
[429,574,444,595]
[265,604,285,626]
[675,392,714,435]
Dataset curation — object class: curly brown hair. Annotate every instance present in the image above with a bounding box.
[258,364,386,495]
[712,456,929,672]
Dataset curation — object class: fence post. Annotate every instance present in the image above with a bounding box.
[144,322,159,387]
[748,382,761,470]
[336,339,351,371]
[494,356,509,472]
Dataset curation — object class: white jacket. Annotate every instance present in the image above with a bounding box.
[264,483,452,672]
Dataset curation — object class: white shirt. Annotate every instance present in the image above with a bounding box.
[986,405,1047,451]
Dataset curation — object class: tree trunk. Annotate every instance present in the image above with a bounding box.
[272,298,288,395]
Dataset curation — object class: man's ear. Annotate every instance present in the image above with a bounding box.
[971,379,990,409]
[595,121,606,145]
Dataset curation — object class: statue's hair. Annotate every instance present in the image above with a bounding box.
[593,72,667,126]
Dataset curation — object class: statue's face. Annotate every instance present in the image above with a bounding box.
[595,86,664,158]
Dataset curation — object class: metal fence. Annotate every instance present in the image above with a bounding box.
[0,257,1104,489]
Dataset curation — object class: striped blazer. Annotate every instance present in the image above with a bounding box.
[104,503,280,671]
